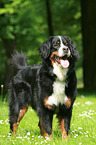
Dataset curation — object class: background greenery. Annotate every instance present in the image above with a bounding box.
[0,0,82,93]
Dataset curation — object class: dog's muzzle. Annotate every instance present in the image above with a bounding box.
[51,52,70,68]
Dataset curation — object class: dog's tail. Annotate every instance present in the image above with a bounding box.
[11,51,27,74]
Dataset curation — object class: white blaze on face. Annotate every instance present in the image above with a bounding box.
[58,36,68,57]
[58,36,71,57]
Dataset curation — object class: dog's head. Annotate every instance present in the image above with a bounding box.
[39,36,80,68]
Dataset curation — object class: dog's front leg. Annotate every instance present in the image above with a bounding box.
[57,115,68,140]
[39,121,53,140]
[57,108,72,140]
[38,110,53,139]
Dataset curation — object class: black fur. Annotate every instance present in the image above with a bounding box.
[64,36,80,61]
[9,36,79,137]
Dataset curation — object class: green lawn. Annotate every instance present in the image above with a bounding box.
[0,93,96,145]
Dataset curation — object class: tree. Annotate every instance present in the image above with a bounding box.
[0,0,48,90]
[46,0,53,36]
[81,0,96,90]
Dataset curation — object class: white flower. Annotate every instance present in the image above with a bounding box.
[76,134,78,136]
[40,141,44,144]
[3,135,5,137]
[72,130,75,133]
[24,136,27,138]
[85,101,93,105]
[44,140,47,143]
[5,119,9,122]
[74,102,80,107]
[0,120,4,124]
[79,131,83,134]
[27,132,30,136]
[45,137,51,141]
[78,127,83,129]
[16,137,22,139]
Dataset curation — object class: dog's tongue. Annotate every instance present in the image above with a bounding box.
[60,59,69,68]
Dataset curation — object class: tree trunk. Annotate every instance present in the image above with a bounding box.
[46,0,53,36]
[81,0,96,90]
[3,39,16,92]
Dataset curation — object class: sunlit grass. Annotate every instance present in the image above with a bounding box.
[0,93,96,145]
[76,67,84,89]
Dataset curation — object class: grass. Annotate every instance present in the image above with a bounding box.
[0,92,96,145]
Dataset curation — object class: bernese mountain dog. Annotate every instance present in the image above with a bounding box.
[9,36,80,139]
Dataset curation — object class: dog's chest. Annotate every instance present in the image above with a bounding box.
[46,63,69,106]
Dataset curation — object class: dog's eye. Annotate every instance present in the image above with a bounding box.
[53,41,60,48]
[57,41,60,44]
[64,41,68,46]
[64,41,66,44]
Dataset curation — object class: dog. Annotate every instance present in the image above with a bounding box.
[9,36,80,139]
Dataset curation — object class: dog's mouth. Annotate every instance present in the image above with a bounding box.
[51,55,69,68]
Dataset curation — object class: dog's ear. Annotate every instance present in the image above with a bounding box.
[64,36,80,61]
[38,37,52,59]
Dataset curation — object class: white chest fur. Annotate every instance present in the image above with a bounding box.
[53,63,67,81]
[47,63,69,106]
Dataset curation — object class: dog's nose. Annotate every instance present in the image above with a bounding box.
[63,47,68,53]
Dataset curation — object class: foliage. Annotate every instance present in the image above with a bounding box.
[0,0,82,85]
[0,93,96,144]
[0,0,48,44]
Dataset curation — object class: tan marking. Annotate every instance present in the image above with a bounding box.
[58,115,68,140]
[44,98,53,110]
[12,123,18,136]
[12,105,28,136]
[64,96,74,108]
[17,106,28,122]
[50,51,59,66]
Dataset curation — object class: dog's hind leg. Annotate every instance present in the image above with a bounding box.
[9,105,28,136]
[9,80,31,136]
[13,106,28,135]
[9,103,19,135]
